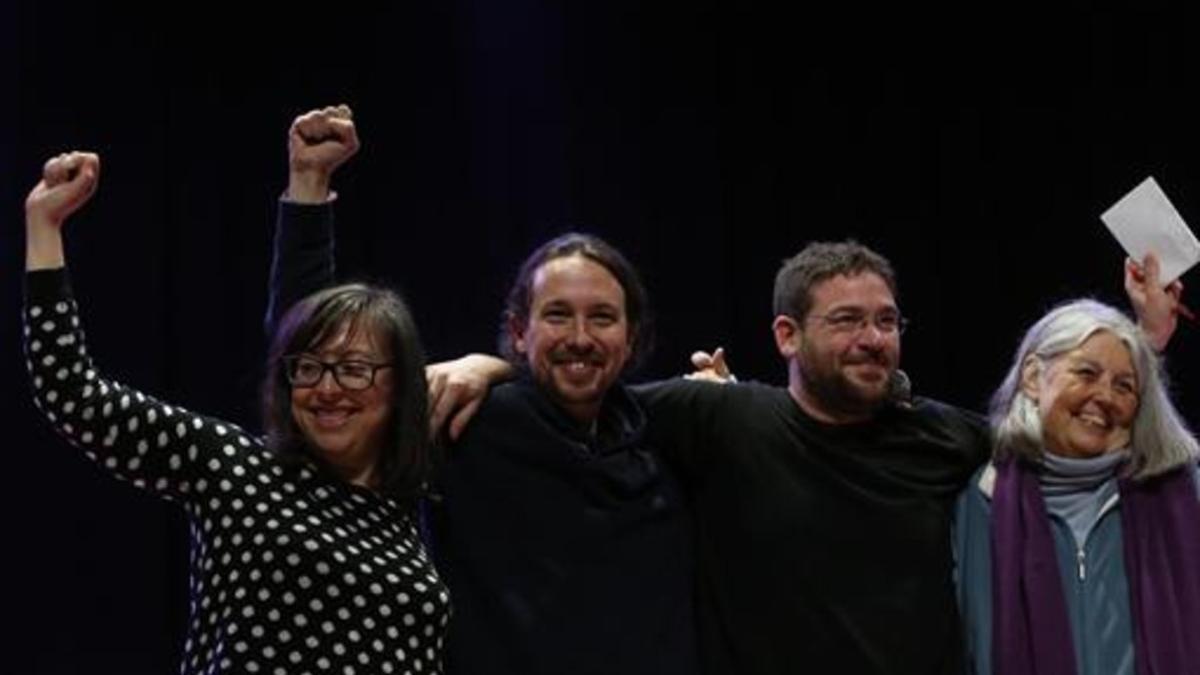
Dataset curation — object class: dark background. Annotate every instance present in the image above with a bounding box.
[6,4,1200,673]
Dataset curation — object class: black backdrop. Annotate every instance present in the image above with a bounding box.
[7,4,1200,673]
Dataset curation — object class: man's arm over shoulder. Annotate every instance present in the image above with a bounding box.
[632,377,750,473]
[911,396,993,479]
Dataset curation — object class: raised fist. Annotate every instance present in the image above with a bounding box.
[25,151,101,228]
[287,104,360,202]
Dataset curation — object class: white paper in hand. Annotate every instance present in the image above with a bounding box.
[1100,176,1200,285]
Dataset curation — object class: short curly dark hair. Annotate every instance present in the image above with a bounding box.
[773,240,898,320]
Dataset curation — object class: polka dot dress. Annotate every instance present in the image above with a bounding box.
[25,270,450,675]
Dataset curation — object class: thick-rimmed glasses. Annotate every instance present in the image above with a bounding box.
[282,355,393,391]
[806,310,909,336]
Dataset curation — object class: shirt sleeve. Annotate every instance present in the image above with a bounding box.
[264,199,337,337]
[632,378,730,477]
[26,268,266,507]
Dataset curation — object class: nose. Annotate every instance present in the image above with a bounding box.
[314,368,342,395]
[1093,380,1121,406]
[856,321,887,347]
[565,317,597,350]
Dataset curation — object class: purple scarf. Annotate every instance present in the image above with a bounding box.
[991,457,1200,675]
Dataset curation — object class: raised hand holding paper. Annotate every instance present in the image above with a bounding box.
[1100,176,1200,285]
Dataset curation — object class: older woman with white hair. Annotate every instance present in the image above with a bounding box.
[955,296,1200,675]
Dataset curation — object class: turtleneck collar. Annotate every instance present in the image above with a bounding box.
[1038,449,1130,497]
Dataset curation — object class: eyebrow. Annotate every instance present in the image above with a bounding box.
[823,304,899,314]
[539,300,623,313]
[307,349,380,360]
[1073,356,1137,381]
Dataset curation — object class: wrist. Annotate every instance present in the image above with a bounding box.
[466,353,516,383]
[26,213,62,232]
[25,220,65,270]
[286,170,332,203]
[1138,321,1172,353]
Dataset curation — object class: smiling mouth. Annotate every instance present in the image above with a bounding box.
[311,408,354,429]
[551,358,606,384]
[1076,412,1111,430]
[553,355,604,369]
[845,360,889,377]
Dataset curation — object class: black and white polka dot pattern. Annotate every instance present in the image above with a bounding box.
[25,271,450,675]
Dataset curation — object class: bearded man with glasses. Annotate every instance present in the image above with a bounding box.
[622,240,989,674]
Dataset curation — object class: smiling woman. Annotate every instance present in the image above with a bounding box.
[954,298,1200,675]
[1025,331,1139,460]
[23,152,450,675]
[264,283,432,499]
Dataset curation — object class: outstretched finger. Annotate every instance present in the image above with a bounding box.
[1141,252,1163,287]
[710,347,730,378]
[426,371,449,436]
[448,398,483,441]
[1125,257,1145,284]
[1163,279,1195,322]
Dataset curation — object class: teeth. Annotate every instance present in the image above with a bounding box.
[1078,413,1108,428]
[314,409,350,423]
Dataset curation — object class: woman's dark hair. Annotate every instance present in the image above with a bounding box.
[497,232,653,372]
[263,283,433,503]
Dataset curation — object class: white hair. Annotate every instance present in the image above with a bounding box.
[989,299,1198,480]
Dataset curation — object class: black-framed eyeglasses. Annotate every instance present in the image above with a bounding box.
[282,354,394,391]
[806,310,909,336]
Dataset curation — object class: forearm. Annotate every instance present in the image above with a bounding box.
[26,267,256,502]
[632,378,719,470]
[264,199,337,335]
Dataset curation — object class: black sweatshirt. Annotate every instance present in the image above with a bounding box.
[636,379,990,674]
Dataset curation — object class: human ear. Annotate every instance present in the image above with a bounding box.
[508,314,529,354]
[1019,355,1041,402]
[773,315,801,358]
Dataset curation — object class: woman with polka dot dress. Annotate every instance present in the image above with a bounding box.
[23,151,450,675]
